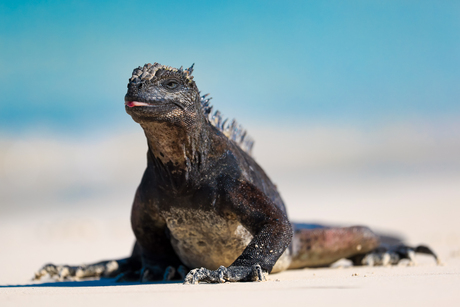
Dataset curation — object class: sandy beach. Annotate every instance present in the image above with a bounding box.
[1,187,459,307]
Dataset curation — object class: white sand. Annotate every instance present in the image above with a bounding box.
[1,175,459,307]
[1,125,459,306]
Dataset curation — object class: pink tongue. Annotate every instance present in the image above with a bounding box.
[125,101,150,107]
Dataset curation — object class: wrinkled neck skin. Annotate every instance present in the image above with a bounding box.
[139,118,211,191]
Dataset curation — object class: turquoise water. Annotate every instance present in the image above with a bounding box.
[1,1,459,133]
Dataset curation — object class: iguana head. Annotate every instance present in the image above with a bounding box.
[125,62,254,156]
[125,63,203,128]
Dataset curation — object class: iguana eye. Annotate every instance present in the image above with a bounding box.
[163,79,180,90]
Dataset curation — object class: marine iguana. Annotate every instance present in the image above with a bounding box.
[34,63,438,284]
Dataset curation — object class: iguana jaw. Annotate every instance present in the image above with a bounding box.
[124,101,190,129]
[124,94,182,121]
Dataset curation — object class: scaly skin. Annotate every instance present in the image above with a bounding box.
[34,63,438,284]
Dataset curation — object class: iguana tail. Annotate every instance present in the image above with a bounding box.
[288,224,380,269]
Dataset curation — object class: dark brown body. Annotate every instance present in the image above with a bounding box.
[128,117,379,278]
[130,119,296,276]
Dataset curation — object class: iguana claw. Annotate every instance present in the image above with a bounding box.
[184,264,267,284]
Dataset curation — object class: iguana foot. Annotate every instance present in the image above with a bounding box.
[140,265,188,282]
[349,244,439,266]
[33,260,120,281]
[184,265,267,284]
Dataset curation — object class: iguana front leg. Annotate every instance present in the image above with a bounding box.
[184,177,293,284]
[130,184,186,282]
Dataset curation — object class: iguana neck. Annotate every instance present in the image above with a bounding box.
[140,121,210,176]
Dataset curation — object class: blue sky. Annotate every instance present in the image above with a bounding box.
[1,0,459,134]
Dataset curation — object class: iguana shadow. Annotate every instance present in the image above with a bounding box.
[0,279,181,288]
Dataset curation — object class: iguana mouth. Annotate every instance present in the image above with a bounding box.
[125,101,154,107]
[125,99,186,112]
